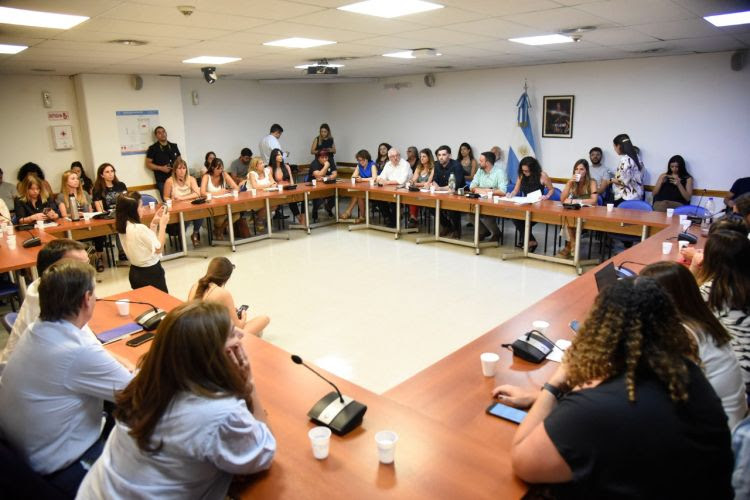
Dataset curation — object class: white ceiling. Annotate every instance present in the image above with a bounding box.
[0,0,748,80]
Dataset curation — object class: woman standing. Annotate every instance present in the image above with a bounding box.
[247,157,276,233]
[14,174,59,225]
[652,154,694,212]
[77,302,275,499]
[200,158,239,240]
[507,156,554,252]
[70,161,93,195]
[310,123,336,168]
[164,158,203,247]
[457,142,478,182]
[116,192,169,293]
[558,159,598,258]
[188,257,271,338]
[611,133,644,206]
[341,149,377,222]
[270,148,304,226]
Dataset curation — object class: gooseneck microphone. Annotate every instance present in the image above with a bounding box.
[0,213,41,248]
[291,354,344,403]
[290,354,367,435]
[96,298,166,331]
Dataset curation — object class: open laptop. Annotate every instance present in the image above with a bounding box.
[594,262,620,292]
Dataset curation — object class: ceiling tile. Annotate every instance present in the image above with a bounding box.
[446,18,541,38]
[503,6,614,32]
[576,0,696,25]
[582,27,660,46]
[633,18,726,40]
[396,27,496,45]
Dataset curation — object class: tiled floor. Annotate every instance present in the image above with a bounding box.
[7,219,577,394]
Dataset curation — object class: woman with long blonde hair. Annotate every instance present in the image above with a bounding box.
[14,174,59,225]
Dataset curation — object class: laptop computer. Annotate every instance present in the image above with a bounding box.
[594,262,619,292]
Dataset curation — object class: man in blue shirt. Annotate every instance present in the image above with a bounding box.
[470,151,507,241]
[433,145,465,238]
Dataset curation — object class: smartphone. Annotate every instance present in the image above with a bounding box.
[125,332,155,347]
[236,305,249,319]
[486,402,527,424]
[569,320,580,334]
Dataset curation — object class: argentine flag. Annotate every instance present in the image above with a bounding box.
[506,90,537,192]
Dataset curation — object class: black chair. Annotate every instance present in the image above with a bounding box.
[0,437,65,499]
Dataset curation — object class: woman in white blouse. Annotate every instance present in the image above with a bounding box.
[246,157,276,233]
[611,133,644,206]
[164,158,203,247]
[115,192,169,293]
[201,157,239,241]
[77,301,276,499]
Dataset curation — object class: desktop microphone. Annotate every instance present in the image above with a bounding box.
[96,298,166,331]
[290,354,367,435]
[0,213,41,248]
[616,261,646,278]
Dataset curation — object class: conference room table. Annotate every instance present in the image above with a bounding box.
[0,227,57,298]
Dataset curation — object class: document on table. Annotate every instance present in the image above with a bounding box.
[546,339,572,363]
[499,189,543,205]
[212,193,233,198]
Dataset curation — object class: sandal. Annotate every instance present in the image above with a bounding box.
[96,257,105,272]
[191,232,201,248]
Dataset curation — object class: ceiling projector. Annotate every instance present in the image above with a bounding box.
[307,66,338,75]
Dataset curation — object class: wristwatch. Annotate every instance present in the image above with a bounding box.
[542,382,565,400]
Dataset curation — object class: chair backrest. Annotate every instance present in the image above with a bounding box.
[618,200,653,211]
[1,312,17,334]
[673,205,709,217]
[597,194,604,206]
[139,193,158,205]
[547,187,562,202]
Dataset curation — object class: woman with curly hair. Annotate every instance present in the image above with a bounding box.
[492,278,733,498]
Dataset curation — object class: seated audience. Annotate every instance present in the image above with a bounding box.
[469,150,507,242]
[652,154,694,212]
[0,239,88,372]
[92,162,128,261]
[57,170,107,272]
[640,261,747,428]
[116,192,169,293]
[0,260,132,496]
[76,302,275,499]
[70,161,93,195]
[246,157,277,233]
[558,159,598,258]
[270,147,304,226]
[457,142,478,182]
[163,158,203,248]
[375,142,391,171]
[187,257,270,338]
[201,151,216,178]
[16,162,55,198]
[508,156,554,252]
[311,123,336,168]
[229,147,253,185]
[492,278,733,498]
[726,176,750,211]
[201,157,239,240]
[680,217,748,265]
[405,148,435,227]
[375,148,411,228]
[307,149,337,223]
[732,192,750,229]
[341,149,377,223]
[14,174,59,225]
[588,146,614,198]
[0,197,8,222]
[694,229,750,395]
[611,133,644,206]
[406,146,419,171]
[0,167,17,214]
[433,145,465,239]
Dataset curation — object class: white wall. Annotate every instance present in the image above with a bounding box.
[180,79,331,174]
[0,75,84,188]
[74,74,186,188]
[329,52,750,196]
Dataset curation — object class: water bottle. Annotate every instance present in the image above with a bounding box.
[69,194,80,221]
[448,172,456,192]
[705,197,715,223]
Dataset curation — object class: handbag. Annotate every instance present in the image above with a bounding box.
[234,217,251,238]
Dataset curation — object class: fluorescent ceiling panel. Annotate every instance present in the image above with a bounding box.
[338,0,443,19]
[263,37,336,48]
[0,43,28,54]
[509,34,574,46]
[704,10,750,27]
[0,6,88,29]
[294,63,344,68]
[182,56,241,64]
[383,50,416,58]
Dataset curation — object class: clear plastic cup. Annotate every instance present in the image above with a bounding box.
[351,177,356,185]
[278,185,283,193]
[375,430,398,464]
[7,236,16,250]
[606,203,614,212]
[308,426,331,460]
[166,199,173,209]
[480,352,499,377]
[532,320,550,333]
[116,299,130,316]
[206,193,213,201]
[369,179,375,187]
[250,189,256,196]
[312,179,317,187]
[662,242,673,254]
[666,208,674,218]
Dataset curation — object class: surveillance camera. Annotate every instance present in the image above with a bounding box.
[177,5,195,16]
[571,35,582,42]
[201,66,217,84]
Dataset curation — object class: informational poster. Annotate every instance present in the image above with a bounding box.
[116,110,159,156]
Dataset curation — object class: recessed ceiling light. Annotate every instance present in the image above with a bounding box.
[383,50,416,59]
[295,63,344,69]
[182,56,241,64]
[704,10,750,27]
[0,43,28,54]
[383,49,441,59]
[0,6,88,29]
[339,0,443,19]
[263,37,336,49]
[509,34,574,46]
[110,39,148,46]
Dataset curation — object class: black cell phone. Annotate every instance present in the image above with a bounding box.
[125,332,155,347]
[236,305,249,319]
[486,402,527,424]
[569,320,580,334]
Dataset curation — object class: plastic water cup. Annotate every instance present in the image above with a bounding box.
[662,242,673,255]
[116,299,130,316]
[375,431,398,464]
[678,214,688,224]
[36,220,44,230]
[351,177,356,185]
[308,426,331,460]
[7,237,16,250]
[480,352,500,377]
[166,199,173,209]
[6,225,14,236]
[574,173,581,182]
[250,188,256,196]
[666,208,674,218]
[148,201,155,210]
[312,179,317,187]
[678,240,688,251]
[606,203,614,212]
[532,320,550,333]
[429,185,435,194]
[369,179,375,187]
[681,221,691,232]
[493,195,500,204]
[206,193,213,201]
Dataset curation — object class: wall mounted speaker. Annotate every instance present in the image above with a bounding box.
[132,75,143,90]
[731,49,747,71]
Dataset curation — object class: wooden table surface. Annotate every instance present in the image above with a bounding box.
[0,228,57,273]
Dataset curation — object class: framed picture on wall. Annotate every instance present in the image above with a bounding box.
[542,95,574,138]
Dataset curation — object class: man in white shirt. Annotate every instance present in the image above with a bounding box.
[376,148,412,228]
[0,238,89,373]
[0,260,132,496]
[258,124,285,163]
